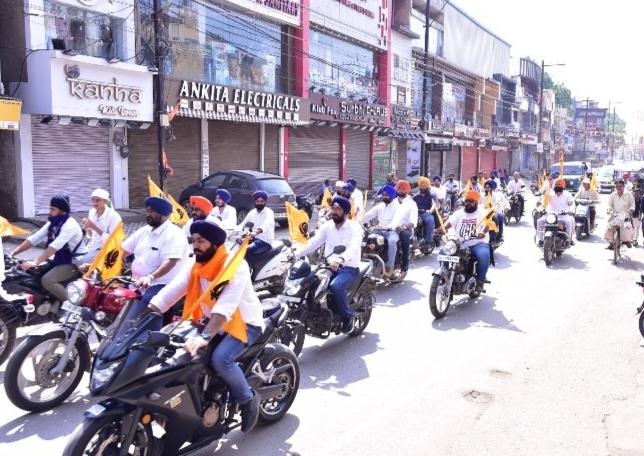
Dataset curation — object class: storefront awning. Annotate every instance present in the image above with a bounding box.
[386,129,424,139]
[178,107,311,127]
[425,135,453,144]
[453,138,475,147]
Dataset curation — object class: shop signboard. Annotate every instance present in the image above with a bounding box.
[0,97,22,130]
[390,104,419,130]
[406,140,421,184]
[309,92,387,127]
[223,0,301,26]
[426,142,452,152]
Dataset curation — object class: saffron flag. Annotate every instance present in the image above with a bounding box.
[320,188,333,209]
[559,151,564,177]
[542,191,550,210]
[83,222,125,280]
[285,201,309,245]
[463,179,472,193]
[590,173,599,192]
[0,216,29,237]
[182,237,250,343]
[147,176,189,225]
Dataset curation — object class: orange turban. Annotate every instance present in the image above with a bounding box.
[554,178,566,188]
[395,180,412,194]
[417,176,431,188]
[464,190,481,202]
[190,195,213,214]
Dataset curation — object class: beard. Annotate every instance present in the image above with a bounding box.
[464,204,478,214]
[255,204,265,212]
[146,216,162,228]
[331,214,346,224]
[382,198,391,205]
[194,244,217,263]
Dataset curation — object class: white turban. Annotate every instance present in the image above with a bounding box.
[91,188,110,200]
[335,180,345,188]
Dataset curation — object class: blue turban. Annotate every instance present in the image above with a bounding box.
[491,170,498,178]
[347,178,357,188]
[432,175,442,182]
[550,172,559,179]
[216,189,232,203]
[50,194,70,213]
[381,184,396,199]
[342,183,354,193]
[253,190,268,201]
[332,196,351,214]
[145,196,173,216]
[484,179,497,190]
[190,219,226,246]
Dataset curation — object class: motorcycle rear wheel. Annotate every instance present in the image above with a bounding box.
[429,275,452,319]
[543,238,554,266]
[63,413,154,456]
[575,225,583,241]
[639,311,644,339]
[0,308,17,365]
[257,344,300,424]
[4,330,90,412]
[613,229,621,265]
[349,307,372,337]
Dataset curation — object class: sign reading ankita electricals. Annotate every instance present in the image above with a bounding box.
[178,80,308,122]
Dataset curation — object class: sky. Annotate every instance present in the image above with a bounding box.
[451,0,644,141]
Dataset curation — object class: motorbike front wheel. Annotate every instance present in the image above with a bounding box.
[543,237,555,266]
[4,330,90,412]
[0,308,18,365]
[613,229,621,265]
[63,413,154,456]
[429,275,452,319]
[270,322,306,356]
[257,344,300,424]
[639,311,644,339]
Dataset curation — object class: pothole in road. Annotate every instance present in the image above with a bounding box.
[463,389,495,404]
[489,369,512,379]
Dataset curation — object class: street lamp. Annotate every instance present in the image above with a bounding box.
[538,60,565,169]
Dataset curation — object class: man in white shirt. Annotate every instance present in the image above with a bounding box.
[363,184,400,276]
[482,180,506,243]
[295,196,362,333]
[208,189,237,230]
[506,172,526,216]
[536,178,575,246]
[77,188,123,264]
[346,178,364,219]
[184,195,213,239]
[121,196,189,323]
[438,190,490,291]
[238,190,275,263]
[574,178,600,230]
[605,179,636,249]
[444,173,460,211]
[146,219,264,433]
[430,175,447,208]
[11,194,86,302]
[392,180,418,278]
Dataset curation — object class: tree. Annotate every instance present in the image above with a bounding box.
[543,72,573,112]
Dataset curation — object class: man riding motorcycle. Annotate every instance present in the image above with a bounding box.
[209,189,237,230]
[184,195,213,240]
[506,172,526,216]
[347,178,364,219]
[605,179,635,250]
[536,178,575,247]
[145,219,265,433]
[482,180,506,244]
[295,196,363,333]
[413,177,436,248]
[574,177,600,230]
[363,185,403,277]
[237,191,275,263]
[444,173,460,211]
[392,180,418,280]
[436,190,491,292]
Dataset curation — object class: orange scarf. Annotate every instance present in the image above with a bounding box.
[182,244,248,343]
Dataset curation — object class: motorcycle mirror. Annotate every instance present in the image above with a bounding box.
[332,245,346,255]
[145,331,170,348]
[281,237,292,248]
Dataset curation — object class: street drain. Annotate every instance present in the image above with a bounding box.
[463,389,495,404]
[489,369,512,379]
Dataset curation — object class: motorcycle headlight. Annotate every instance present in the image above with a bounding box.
[66,279,88,305]
[90,359,122,393]
[284,277,304,296]
[546,213,557,224]
[442,240,458,256]
[376,235,385,246]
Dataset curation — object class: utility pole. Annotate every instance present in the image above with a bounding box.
[538,60,545,170]
[582,98,589,160]
[610,106,617,161]
[420,0,431,176]
[153,0,167,191]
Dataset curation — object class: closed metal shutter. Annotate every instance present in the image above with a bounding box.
[210,121,260,173]
[129,117,201,207]
[479,148,496,175]
[444,146,460,179]
[496,149,510,173]
[32,116,110,215]
[264,125,280,175]
[511,149,520,172]
[429,150,442,177]
[345,129,371,189]
[289,126,339,195]
[396,139,407,179]
[461,146,478,181]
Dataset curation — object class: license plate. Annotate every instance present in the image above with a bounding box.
[61,301,82,315]
[278,295,300,304]
[86,404,106,417]
[438,255,460,263]
[275,213,287,219]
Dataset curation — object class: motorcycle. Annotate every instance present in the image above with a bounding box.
[0,254,81,365]
[541,212,573,266]
[274,245,376,355]
[361,226,414,283]
[429,234,490,319]
[574,199,596,240]
[636,274,644,338]
[63,304,299,456]
[505,191,524,224]
[296,193,315,219]
[413,210,440,256]
[3,275,138,412]
[607,212,632,265]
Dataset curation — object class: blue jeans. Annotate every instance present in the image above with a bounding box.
[421,214,436,244]
[398,229,413,271]
[245,239,272,264]
[329,266,360,319]
[211,324,263,403]
[470,242,491,282]
[381,231,399,268]
[489,213,504,242]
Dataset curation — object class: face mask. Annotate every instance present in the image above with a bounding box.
[255,203,265,212]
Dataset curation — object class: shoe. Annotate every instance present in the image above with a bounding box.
[475,281,485,293]
[399,270,407,280]
[341,316,354,334]
[538,240,544,247]
[606,244,614,250]
[239,390,260,433]
[384,267,393,279]
[570,240,575,246]
[626,242,632,249]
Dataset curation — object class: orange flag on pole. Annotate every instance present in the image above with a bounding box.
[147,176,189,225]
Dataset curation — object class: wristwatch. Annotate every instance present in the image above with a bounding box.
[200,331,212,341]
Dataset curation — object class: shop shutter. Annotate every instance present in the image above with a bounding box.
[264,125,280,175]
[429,150,442,177]
[210,121,260,173]
[396,139,407,179]
[129,117,201,207]
[345,129,371,189]
[444,146,461,180]
[461,146,478,182]
[479,147,496,175]
[510,149,520,172]
[31,116,110,215]
[496,149,510,173]
[288,126,340,195]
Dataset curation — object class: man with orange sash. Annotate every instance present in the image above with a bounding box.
[146,219,265,433]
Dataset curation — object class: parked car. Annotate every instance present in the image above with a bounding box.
[598,166,615,193]
[550,161,591,192]
[179,170,296,225]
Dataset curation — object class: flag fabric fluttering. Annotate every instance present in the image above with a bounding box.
[0,216,29,237]
[320,188,333,209]
[83,222,125,280]
[147,176,189,225]
[285,201,309,245]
